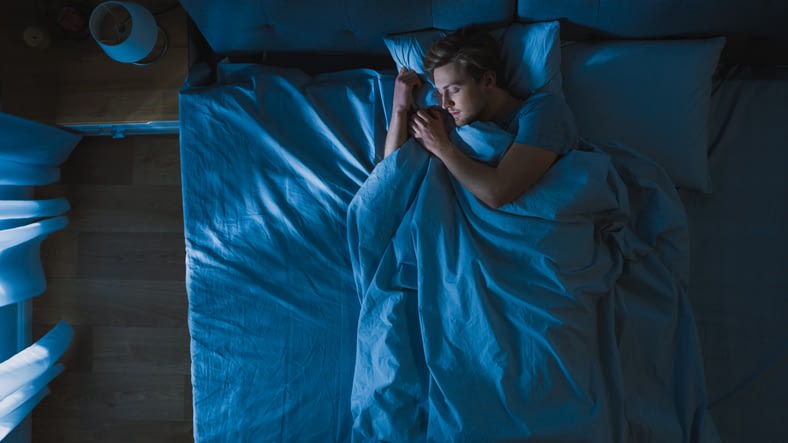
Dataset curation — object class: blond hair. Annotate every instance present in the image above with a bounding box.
[423,25,503,86]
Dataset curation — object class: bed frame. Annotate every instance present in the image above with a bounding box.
[177,1,788,441]
[183,0,788,73]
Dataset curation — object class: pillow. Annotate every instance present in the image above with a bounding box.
[560,37,725,192]
[382,21,563,108]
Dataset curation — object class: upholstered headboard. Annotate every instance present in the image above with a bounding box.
[179,0,515,55]
[180,0,788,64]
[518,0,788,64]
[518,0,788,39]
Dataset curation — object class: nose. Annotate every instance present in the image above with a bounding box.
[441,94,452,109]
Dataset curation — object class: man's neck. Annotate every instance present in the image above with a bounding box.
[481,87,523,122]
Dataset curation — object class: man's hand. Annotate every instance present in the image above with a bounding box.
[393,67,422,114]
[384,67,423,158]
[410,107,453,157]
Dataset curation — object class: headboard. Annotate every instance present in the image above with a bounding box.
[518,0,788,64]
[180,0,788,68]
[518,0,788,39]
[180,0,515,55]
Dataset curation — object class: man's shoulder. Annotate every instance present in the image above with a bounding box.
[522,91,565,108]
[516,91,571,119]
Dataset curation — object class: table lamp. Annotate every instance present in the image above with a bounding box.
[88,1,168,65]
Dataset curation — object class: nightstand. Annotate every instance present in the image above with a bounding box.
[1,1,187,137]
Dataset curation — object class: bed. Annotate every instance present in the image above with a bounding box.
[177,1,788,441]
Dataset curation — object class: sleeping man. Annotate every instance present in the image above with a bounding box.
[383,25,578,208]
[351,23,713,443]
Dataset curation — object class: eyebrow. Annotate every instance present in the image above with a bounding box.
[436,82,462,90]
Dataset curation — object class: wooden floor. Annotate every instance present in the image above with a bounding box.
[32,135,193,441]
[1,0,186,126]
[1,0,192,439]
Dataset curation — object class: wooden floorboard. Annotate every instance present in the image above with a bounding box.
[76,231,186,281]
[37,185,184,232]
[35,372,188,421]
[3,1,192,438]
[91,326,190,374]
[33,279,187,328]
[40,230,79,279]
[31,418,194,443]
[57,137,136,185]
[32,134,192,440]
[1,1,187,126]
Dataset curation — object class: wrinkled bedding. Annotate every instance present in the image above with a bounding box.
[348,125,717,441]
[181,65,719,442]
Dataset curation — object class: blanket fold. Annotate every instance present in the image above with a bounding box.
[348,123,715,442]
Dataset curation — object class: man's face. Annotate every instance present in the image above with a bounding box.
[432,61,491,127]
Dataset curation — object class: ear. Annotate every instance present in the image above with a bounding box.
[482,70,496,90]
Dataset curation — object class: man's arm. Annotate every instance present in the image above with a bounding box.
[384,110,409,158]
[411,108,557,208]
[434,142,556,208]
[384,68,422,159]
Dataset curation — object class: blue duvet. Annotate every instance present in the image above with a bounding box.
[348,123,717,441]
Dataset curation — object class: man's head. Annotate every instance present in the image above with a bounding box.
[423,25,503,126]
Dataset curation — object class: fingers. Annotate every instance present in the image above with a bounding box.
[415,109,437,121]
[409,113,424,136]
[398,67,415,77]
[410,112,426,128]
[396,68,423,87]
[409,110,438,133]
[427,106,442,117]
[409,111,433,137]
[409,115,421,133]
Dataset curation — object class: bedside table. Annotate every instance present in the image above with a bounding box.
[1,1,187,137]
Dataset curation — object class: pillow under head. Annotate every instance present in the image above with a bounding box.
[383,21,563,107]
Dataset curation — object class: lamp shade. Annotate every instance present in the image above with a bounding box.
[89,1,157,63]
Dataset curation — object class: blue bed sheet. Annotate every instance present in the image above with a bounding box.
[180,65,392,441]
[681,65,788,442]
[180,65,717,442]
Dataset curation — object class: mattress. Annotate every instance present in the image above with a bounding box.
[180,62,788,442]
[180,65,392,441]
[682,65,788,442]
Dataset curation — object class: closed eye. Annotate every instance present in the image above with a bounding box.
[433,87,459,99]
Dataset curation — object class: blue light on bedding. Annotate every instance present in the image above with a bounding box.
[180,64,717,442]
[348,126,715,441]
[180,65,393,441]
